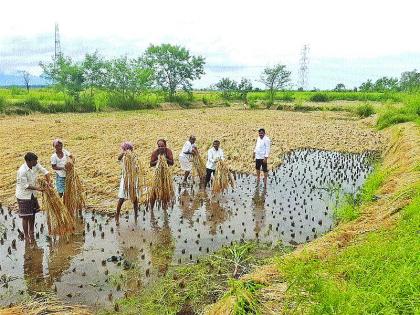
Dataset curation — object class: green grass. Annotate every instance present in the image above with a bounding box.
[278,194,420,314]
[334,165,389,223]
[376,94,420,129]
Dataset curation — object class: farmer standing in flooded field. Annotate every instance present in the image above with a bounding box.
[150,139,174,167]
[253,128,271,189]
[50,139,73,198]
[15,152,51,243]
[179,135,197,184]
[205,140,224,187]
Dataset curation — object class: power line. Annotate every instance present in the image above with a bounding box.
[298,44,310,90]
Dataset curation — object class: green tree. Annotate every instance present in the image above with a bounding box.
[237,78,253,102]
[104,56,154,101]
[215,77,238,99]
[400,69,420,92]
[143,44,205,101]
[334,83,346,92]
[359,79,374,92]
[40,55,84,102]
[374,76,399,92]
[259,64,291,103]
[82,51,108,96]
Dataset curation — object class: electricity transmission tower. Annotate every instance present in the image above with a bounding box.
[298,44,310,90]
[54,23,62,61]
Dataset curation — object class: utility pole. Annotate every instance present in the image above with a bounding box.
[298,44,310,91]
[54,23,62,61]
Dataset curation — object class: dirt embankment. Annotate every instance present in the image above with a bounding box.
[204,122,419,314]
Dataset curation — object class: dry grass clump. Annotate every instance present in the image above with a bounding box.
[0,298,92,315]
[149,154,175,209]
[63,159,85,215]
[212,160,235,194]
[122,151,141,203]
[192,152,206,178]
[39,179,76,236]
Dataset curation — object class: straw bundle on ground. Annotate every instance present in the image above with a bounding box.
[123,151,140,203]
[149,154,175,209]
[39,179,76,236]
[192,152,206,178]
[212,160,235,194]
[63,159,85,215]
[0,298,92,315]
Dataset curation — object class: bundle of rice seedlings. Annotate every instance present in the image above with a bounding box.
[148,154,175,209]
[39,179,76,236]
[122,151,140,204]
[212,160,235,194]
[63,159,85,215]
[192,152,206,178]
[0,297,92,315]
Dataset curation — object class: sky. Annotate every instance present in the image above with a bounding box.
[0,0,419,89]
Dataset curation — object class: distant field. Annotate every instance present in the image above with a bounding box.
[0,87,408,114]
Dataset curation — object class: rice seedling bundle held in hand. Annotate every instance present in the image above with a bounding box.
[39,179,76,236]
[123,151,140,204]
[212,160,235,194]
[192,151,206,178]
[149,154,175,209]
[63,158,85,215]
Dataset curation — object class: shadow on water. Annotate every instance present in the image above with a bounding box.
[0,148,375,309]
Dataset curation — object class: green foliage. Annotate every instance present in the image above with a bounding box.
[0,95,6,112]
[376,94,420,129]
[143,43,205,100]
[310,93,329,102]
[355,103,375,117]
[224,279,264,315]
[259,64,291,103]
[215,77,238,99]
[333,83,346,92]
[21,97,43,112]
[400,69,420,92]
[279,195,420,314]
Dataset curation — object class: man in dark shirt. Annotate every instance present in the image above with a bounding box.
[150,139,174,167]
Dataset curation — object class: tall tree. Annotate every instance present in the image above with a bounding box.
[359,79,374,92]
[215,78,238,99]
[40,55,84,102]
[334,83,346,92]
[18,71,31,92]
[143,44,205,100]
[82,51,108,96]
[237,78,253,102]
[400,69,420,92]
[259,64,291,103]
[374,76,399,92]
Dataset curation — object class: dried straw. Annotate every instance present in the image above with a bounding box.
[39,179,76,236]
[122,151,140,204]
[212,160,235,194]
[149,154,175,209]
[0,298,92,315]
[63,158,85,215]
[192,152,206,178]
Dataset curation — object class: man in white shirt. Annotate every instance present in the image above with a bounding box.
[205,140,224,187]
[253,128,271,189]
[179,135,196,184]
[16,152,51,243]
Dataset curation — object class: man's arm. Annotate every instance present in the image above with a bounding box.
[264,138,271,163]
[166,149,174,166]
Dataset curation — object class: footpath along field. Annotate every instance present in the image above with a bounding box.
[0,107,383,211]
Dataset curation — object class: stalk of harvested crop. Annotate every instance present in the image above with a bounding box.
[212,160,235,194]
[39,179,75,236]
[192,151,206,178]
[0,297,92,315]
[63,158,85,215]
[149,154,175,209]
[123,151,140,204]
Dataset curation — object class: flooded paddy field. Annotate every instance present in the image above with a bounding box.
[0,148,375,310]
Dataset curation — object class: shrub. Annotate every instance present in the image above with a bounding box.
[4,106,31,115]
[248,100,256,109]
[376,95,420,129]
[0,96,6,112]
[279,91,295,102]
[310,93,329,102]
[22,97,43,112]
[355,103,375,118]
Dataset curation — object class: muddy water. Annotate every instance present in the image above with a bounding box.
[0,148,374,309]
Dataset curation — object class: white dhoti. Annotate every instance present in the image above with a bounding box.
[118,176,139,199]
[179,156,192,171]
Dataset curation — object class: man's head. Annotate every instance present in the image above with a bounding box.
[258,128,266,139]
[24,152,38,168]
[157,139,167,153]
[189,135,196,144]
[213,140,220,150]
[53,139,63,152]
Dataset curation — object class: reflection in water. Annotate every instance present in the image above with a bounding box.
[0,148,375,309]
